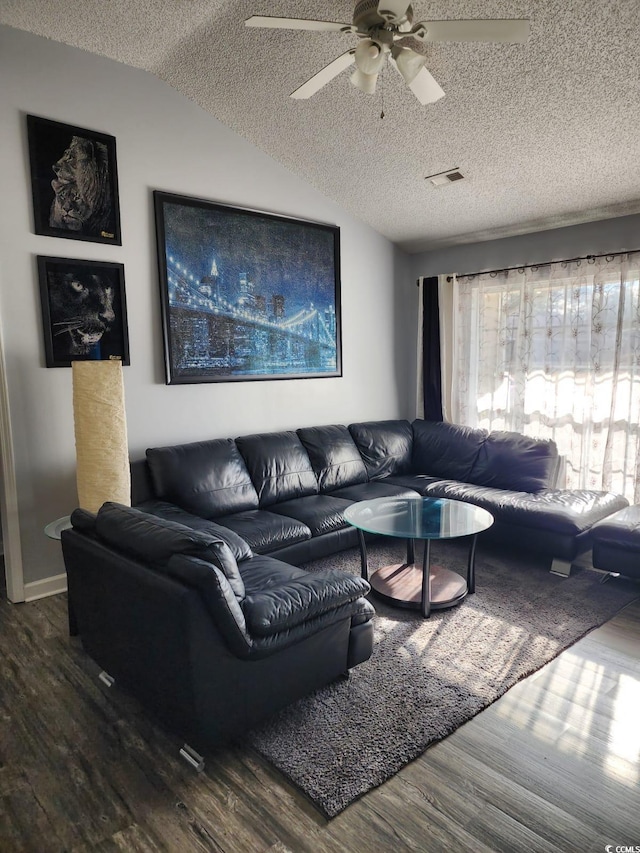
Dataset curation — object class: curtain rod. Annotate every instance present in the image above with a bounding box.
[445,248,640,282]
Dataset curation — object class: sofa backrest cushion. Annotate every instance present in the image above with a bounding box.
[412,420,488,481]
[348,420,413,479]
[297,424,368,492]
[235,431,319,506]
[146,438,259,518]
[130,458,154,504]
[468,431,559,492]
[134,499,253,563]
[94,502,245,600]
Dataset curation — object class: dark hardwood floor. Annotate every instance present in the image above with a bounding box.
[1,582,639,852]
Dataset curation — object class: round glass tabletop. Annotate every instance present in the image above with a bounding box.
[44,515,72,540]
[344,497,493,540]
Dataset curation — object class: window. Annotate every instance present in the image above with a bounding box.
[452,254,640,501]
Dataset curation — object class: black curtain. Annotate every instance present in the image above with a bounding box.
[421,276,443,421]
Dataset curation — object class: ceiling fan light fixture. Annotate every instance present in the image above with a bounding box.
[350,67,378,94]
[246,5,530,104]
[354,38,386,74]
[393,46,426,84]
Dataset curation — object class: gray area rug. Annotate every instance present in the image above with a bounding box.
[246,539,639,818]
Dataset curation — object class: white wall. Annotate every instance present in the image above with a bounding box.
[409,213,640,279]
[0,26,415,590]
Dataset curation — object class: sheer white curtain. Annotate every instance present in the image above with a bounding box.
[452,253,640,502]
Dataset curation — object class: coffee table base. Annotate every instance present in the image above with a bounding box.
[369,562,468,613]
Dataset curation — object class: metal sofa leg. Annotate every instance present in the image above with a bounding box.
[68,599,78,637]
[180,744,205,773]
[550,558,572,577]
[98,670,115,687]
[550,549,595,578]
[96,671,205,774]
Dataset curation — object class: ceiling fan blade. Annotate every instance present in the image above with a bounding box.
[409,66,445,104]
[290,51,355,99]
[415,19,530,43]
[390,58,445,105]
[376,0,411,24]
[245,15,352,33]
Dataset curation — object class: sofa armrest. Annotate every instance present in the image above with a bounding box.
[242,571,370,637]
[167,554,251,657]
[94,502,246,600]
[70,507,97,532]
[551,454,566,488]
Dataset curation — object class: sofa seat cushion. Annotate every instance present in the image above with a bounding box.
[235,431,319,506]
[329,481,420,502]
[348,419,413,479]
[269,494,353,536]
[237,555,374,659]
[242,571,371,637]
[297,424,368,492]
[169,553,375,660]
[421,481,629,535]
[216,509,311,554]
[146,438,259,517]
[136,499,253,561]
[249,597,374,659]
[239,553,310,591]
[94,502,246,600]
[412,419,488,481]
[468,431,559,492]
[383,474,443,495]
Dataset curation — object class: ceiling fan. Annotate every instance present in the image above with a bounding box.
[245,1,530,105]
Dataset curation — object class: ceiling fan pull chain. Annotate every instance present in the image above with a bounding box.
[380,67,385,119]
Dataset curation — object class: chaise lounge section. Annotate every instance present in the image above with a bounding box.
[380,420,628,574]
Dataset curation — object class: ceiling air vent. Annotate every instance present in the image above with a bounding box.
[425,168,465,187]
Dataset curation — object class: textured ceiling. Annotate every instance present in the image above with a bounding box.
[2,0,640,252]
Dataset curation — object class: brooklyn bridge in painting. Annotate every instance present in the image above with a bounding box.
[167,253,338,379]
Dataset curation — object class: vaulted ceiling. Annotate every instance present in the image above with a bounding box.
[2,0,640,252]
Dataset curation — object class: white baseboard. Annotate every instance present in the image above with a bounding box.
[23,572,68,602]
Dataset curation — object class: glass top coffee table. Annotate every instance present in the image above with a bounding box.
[344,497,494,618]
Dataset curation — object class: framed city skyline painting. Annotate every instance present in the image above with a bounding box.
[27,114,122,245]
[153,191,342,384]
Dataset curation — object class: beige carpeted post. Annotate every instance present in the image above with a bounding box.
[72,360,130,513]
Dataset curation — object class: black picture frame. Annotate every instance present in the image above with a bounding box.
[37,256,130,368]
[27,114,122,245]
[153,191,342,384]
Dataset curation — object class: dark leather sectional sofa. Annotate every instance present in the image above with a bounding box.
[61,418,628,757]
[63,502,374,754]
[131,418,628,569]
